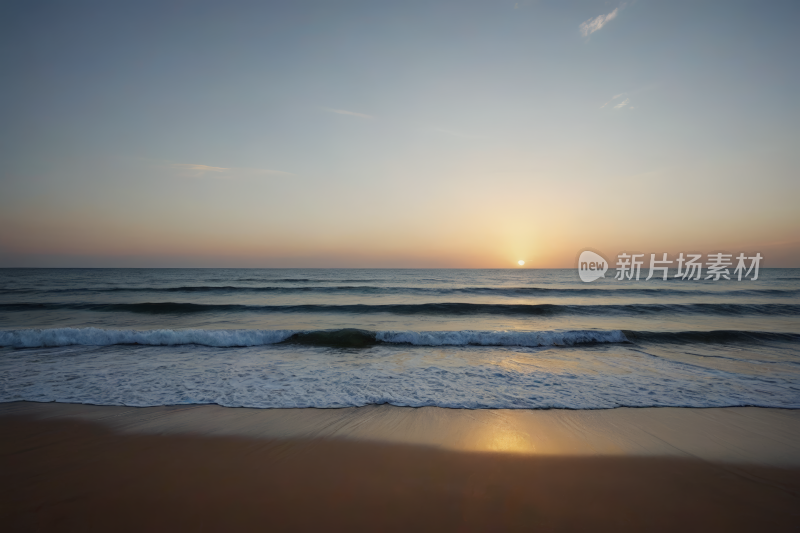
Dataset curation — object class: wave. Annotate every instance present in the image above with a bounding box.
[623,330,800,344]
[1,327,797,349]
[0,328,295,348]
[0,327,627,348]
[207,278,376,283]
[214,278,379,283]
[2,285,798,297]
[3,302,799,317]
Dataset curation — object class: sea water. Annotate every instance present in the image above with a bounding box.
[1,268,798,409]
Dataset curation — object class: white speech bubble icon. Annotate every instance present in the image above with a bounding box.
[578,251,609,283]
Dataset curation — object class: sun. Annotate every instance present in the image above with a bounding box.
[518,260,525,266]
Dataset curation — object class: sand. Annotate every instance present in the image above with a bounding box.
[2,402,800,531]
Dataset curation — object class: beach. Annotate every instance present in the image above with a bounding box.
[2,269,799,530]
[2,401,799,531]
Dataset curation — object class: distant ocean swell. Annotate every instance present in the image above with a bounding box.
[1,327,798,349]
[2,286,798,297]
[2,302,798,316]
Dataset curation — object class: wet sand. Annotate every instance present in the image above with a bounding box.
[2,402,800,531]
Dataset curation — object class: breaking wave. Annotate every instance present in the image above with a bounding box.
[1,327,798,349]
[0,327,627,348]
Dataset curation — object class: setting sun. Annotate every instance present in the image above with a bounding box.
[518,260,525,266]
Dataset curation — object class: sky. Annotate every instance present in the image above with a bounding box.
[1,0,798,268]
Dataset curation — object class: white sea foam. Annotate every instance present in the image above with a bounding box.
[0,328,296,348]
[1,341,799,409]
[3,328,797,410]
[0,327,627,348]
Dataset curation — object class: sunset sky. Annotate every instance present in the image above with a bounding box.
[1,0,798,268]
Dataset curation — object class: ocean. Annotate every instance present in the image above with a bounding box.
[1,268,798,409]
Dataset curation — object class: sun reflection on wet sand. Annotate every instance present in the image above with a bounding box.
[3,402,800,466]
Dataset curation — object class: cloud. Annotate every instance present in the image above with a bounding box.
[325,108,373,119]
[580,5,622,37]
[172,164,229,173]
[600,93,627,109]
[613,98,630,110]
[170,164,291,179]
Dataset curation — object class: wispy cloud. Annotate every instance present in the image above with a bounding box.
[599,83,658,110]
[171,164,229,174]
[325,108,373,119]
[600,93,627,109]
[580,4,623,37]
[613,97,630,110]
[169,163,291,179]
